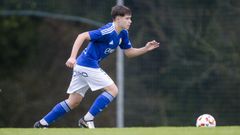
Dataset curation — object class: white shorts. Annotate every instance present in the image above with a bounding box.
[67,65,114,97]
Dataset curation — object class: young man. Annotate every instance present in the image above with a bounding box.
[34,5,159,128]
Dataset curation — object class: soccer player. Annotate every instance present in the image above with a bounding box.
[34,5,159,128]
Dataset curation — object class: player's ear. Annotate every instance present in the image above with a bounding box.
[115,16,121,22]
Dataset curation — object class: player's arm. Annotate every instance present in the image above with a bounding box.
[124,40,159,58]
[65,32,90,68]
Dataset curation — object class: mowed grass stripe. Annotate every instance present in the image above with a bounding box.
[0,126,239,135]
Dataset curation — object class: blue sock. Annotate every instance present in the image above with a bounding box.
[42,100,71,125]
[88,91,114,118]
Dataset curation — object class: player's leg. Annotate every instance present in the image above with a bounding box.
[77,66,116,128]
[79,84,117,128]
[34,65,89,128]
[83,83,118,121]
[66,93,84,109]
[34,93,83,128]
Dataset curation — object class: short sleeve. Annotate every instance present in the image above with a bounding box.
[88,29,103,41]
[119,30,132,49]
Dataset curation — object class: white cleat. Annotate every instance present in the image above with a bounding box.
[78,118,95,129]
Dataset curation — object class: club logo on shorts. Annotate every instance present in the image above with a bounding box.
[73,71,88,77]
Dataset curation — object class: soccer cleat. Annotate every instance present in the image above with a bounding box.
[78,118,95,129]
[33,121,48,128]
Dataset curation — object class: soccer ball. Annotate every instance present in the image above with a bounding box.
[196,114,216,127]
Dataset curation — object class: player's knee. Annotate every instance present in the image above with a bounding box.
[105,84,118,97]
[66,93,83,109]
[66,99,80,109]
[111,87,118,97]
[71,101,80,109]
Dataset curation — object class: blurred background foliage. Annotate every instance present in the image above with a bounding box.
[0,0,239,127]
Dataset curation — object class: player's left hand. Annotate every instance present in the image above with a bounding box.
[145,40,160,51]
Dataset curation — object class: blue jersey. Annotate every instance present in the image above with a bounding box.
[76,22,132,68]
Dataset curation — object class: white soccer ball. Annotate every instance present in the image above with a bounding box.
[196,114,216,127]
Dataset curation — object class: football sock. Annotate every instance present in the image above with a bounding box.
[40,100,71,125]
[84,91,114,121]
[84,112,94,121]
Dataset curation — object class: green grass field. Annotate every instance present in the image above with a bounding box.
[0,127,239,135]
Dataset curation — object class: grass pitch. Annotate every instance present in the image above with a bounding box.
[0,126,239,135]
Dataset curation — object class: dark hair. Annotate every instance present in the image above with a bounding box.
[111,5,132,20]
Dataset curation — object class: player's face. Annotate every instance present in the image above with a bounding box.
[118,15,132,30]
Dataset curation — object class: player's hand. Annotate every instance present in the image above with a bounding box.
[145,40,160,51]
[65,57,76,68]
